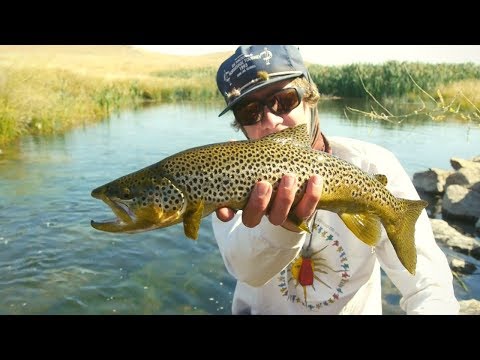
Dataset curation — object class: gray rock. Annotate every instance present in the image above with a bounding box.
[413,168,452,194]
[449,258,477,274]
[472,247,480,260]
[450,157,480,170]
[445,167,480,189]
[442,185,480,221]
[417,191,442,218]
[472,182,480,193]
[430,219,480,256]
[459,299,480,315]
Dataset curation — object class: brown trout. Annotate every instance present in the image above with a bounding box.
[91,123,427,274]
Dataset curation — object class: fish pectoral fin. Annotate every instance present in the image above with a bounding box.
[183,200,204,240]
[287,212,311,233]
[339,212,381,247]
[373,174,388,186]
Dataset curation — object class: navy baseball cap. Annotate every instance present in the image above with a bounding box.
[216,45,310,117]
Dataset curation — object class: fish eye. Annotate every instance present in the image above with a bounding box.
[122,187,131,199]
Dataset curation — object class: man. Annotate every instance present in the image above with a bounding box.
[212,45,459,314]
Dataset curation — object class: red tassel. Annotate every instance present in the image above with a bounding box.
[298,258,314,286]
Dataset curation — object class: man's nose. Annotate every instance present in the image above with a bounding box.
[261,106,282,129]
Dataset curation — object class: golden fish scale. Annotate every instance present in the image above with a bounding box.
[158,136,399,215]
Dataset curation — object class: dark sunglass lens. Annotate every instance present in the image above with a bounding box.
[278,88,300,113]
[233,88,301,125]
[266,96,279,113]
[235,102,263,125]
[267,88,299,115]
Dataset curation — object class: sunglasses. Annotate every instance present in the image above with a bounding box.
[232,87,305,126]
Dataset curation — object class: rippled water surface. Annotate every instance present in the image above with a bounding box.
[1,100,478,314]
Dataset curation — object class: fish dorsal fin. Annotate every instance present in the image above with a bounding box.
[260,123,311,148]
[373,174,388,186]
[183,199,205,240]
[339,212,381,247]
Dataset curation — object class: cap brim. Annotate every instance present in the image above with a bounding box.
[218,72,304,117]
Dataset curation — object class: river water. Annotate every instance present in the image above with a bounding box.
[0,99,478,314]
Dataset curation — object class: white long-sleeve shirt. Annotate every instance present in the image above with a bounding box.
[212,136,459,315]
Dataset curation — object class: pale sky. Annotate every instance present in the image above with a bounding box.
[133,45,480,65]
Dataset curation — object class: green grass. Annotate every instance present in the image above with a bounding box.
[0,46,228,145]
[309,61,480,98]
[1,46,479,146]
[436,79,480,110]
[0,66,228,145]
[0,67,125,143]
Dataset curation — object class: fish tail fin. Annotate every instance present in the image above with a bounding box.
[384,198,428,275]
[339,212,382,247]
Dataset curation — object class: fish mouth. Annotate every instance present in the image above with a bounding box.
[90,192,136,232]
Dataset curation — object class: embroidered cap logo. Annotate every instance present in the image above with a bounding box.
[222,47,274,89]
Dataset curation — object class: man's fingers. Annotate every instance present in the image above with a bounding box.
[268,174,298,226]
[242,181,272,228]
[217,175,323,229]
[216,207,236,222]
[294,175,323,219]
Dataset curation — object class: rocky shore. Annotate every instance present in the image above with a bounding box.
[413,155,480,314]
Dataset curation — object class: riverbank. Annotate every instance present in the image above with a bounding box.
[1,45,479,146]
[0,46,226,145]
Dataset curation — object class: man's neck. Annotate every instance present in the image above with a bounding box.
[312,131,332,154]
[309,112,331,154]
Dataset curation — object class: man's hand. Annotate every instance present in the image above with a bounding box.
[215,174,323,232]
